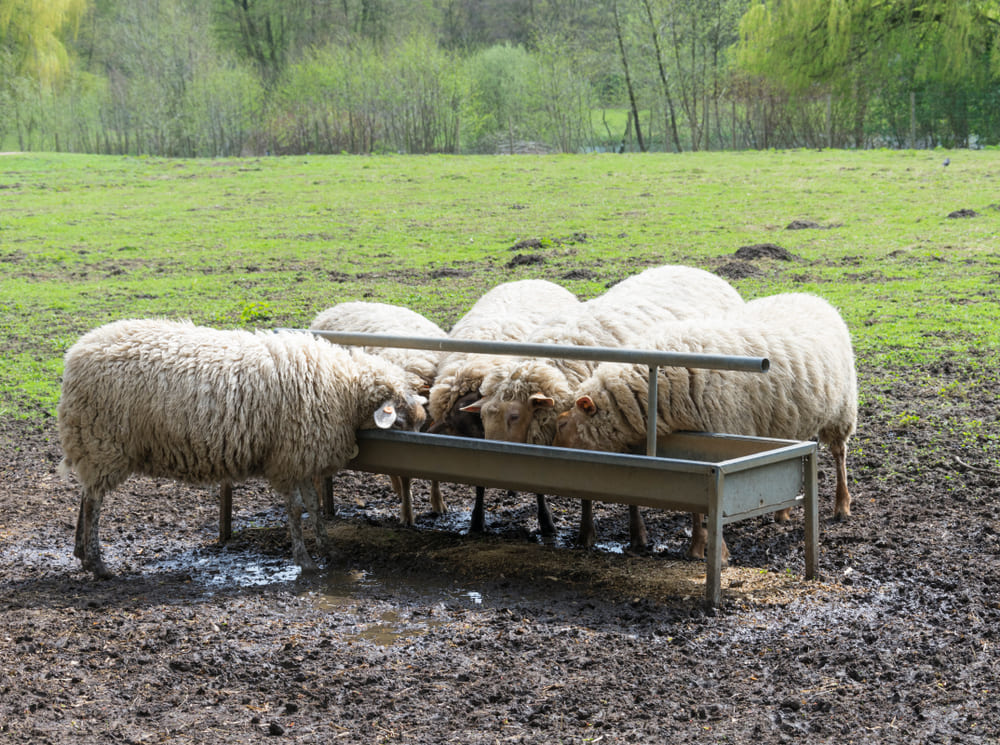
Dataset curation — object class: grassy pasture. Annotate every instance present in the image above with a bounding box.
[1,148,999,428]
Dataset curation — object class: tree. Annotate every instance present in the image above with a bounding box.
[0,0,87,86]
[611,0,646,151]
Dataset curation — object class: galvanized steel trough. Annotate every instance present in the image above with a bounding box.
[223,331,819,612]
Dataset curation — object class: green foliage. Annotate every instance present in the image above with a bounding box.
[735,0,1000,146]
[0,0,87,87]
[464,43,538,151]
[274,34,462,154]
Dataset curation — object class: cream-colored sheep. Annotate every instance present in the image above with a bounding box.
[58,319,427,579]
[310,301,447,523]
[468,265,744,547]
[311,301,446,389]
[427,279,580,534]
[553,292,858,561]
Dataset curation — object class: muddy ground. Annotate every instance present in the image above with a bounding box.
[2,345,1000,743]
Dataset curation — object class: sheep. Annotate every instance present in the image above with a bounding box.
[467,265,744,548]
[427,279,580,534]
[58,318,427,580]
[310,301,448,524]
[552,292,858,562]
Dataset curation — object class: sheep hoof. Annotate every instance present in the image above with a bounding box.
[773,508,792,523]
[296,556,320,574]
[85,560,113,580]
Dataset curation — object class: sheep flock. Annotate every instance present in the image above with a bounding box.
[57,265,858,580]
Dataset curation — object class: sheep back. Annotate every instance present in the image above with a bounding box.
[428,279,579,425]
[58,319,423,496]
[478,265,743,444]
[565,292,858,452]
[310,301,446,387]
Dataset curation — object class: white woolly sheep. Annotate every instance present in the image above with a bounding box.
[310,301,448,523]
[467,265,744,548]
[58,318,427,579]
[552,292,858,561]
[427,279,580,534]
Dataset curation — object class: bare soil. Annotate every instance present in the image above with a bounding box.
[2,341,1000,743]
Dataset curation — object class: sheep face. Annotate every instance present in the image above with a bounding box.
[552,392,635,454]
[553,396,601,450]
[464,393,554,444]
[370,393,427,432]
[428,390,485,438]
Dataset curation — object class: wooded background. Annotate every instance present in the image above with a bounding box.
[2,0,999,155]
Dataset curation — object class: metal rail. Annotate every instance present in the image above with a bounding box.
[302,330,770,373]
[296,330,770,457]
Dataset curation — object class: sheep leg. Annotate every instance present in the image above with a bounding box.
[469,486,486,533]
[76,486,112,580]
[687,512,707,561]
[429,480,447,515]
[285,489,318,573]
[312,475,335,519]
[830,439,851,520]
[773,507,792,522]
[628,506,648,550]
[391,475,415,526]
[536,494,556,536]
[300,481,333,555]
[687,512,729,566]
[578,499,596,547]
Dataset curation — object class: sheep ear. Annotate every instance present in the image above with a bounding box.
[529,393,555,410]
[460,398,485,414]
[576,396,598,417]
[374,402,398,429]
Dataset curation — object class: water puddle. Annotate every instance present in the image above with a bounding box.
[144,547,302,588]
[297,566,496,647]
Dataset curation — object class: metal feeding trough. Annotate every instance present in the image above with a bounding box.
[219,331,819,611]
[345,428,817,612]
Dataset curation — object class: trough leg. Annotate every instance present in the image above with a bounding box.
[219,481,233,545]
[804,448,819,580]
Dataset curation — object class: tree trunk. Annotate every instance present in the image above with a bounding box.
[612,0,646,152]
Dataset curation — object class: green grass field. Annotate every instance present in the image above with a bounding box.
[2,148,999,422]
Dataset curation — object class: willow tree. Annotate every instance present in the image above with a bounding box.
[735,0,1000,146]
[0,0,88,86]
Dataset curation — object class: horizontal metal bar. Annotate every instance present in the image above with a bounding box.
[297,330,769,373]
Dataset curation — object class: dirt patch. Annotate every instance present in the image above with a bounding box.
[3,348,1000,742]
[785,219,822,230]
[506,253,545,268]
[734,243,797,261]
[714,260,764,280]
